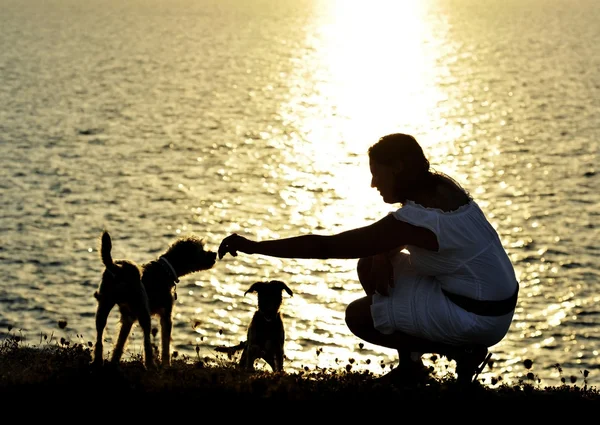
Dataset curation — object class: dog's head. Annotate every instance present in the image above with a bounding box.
[245,280,293,320]
[95,231,143,303]
[159,235,217,278]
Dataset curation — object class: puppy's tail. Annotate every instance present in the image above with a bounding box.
[214,341,246,359]
[100,231,115,269]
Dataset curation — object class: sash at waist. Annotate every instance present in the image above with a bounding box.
[442,283,519,317]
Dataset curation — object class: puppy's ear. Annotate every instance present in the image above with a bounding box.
[245,281,265,296]
[272,280,293,297]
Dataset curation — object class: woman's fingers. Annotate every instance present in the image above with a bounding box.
[218,233,239,259]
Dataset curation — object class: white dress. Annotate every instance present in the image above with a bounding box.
[370,200,519,347]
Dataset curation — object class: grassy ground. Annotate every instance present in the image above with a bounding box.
[1,330,599,405]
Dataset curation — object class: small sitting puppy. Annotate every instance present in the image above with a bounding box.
[92,230,217,369]
[215,280,293,372]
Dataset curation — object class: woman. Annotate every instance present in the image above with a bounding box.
[218,133,519,385]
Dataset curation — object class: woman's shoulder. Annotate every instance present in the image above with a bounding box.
[400,199,474,216]
[415,174,472,213]
[400,181,471,215]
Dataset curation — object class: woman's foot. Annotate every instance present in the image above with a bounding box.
[376,360,432,387]
[448,345,491,384]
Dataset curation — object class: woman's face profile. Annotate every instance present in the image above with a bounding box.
[369,158,399,204]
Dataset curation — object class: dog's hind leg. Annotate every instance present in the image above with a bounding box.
[110,314,134,366]
[159,310,172,367]
[92,299,114,366]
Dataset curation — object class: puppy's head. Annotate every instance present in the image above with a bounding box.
[245,280,293,320]
[160,235,217,278]
[95,231,142,303]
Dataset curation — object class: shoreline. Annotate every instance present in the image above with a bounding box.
[1,337,598,404]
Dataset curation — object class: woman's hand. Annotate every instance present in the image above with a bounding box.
[218,233,254,259]
[371,253,395,296]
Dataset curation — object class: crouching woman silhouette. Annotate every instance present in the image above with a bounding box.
[218,133,519,385]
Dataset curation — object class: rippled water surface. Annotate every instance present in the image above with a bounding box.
[1,0,599,387]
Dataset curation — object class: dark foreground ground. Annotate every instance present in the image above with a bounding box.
[2,335,599,407]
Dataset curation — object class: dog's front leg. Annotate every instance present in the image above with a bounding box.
[111,315,134,367]
[137,311,155,370]
[92,300,114,366]
[159,311,172,367]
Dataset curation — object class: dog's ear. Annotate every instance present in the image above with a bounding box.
[272,280,293,297]
[245,281,265,296]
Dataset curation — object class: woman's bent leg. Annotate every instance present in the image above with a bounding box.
[345,296,441,351]
[345,296,491,384]
[345,296,437,384]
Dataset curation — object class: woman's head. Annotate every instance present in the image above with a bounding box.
[368,133,432,204]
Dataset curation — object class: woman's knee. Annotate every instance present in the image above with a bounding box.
[356,257,372,280]
[345,296,372,333]
[357,257,376,294]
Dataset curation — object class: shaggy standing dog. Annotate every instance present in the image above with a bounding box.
[215,280,293,372]
[92,230,217,369]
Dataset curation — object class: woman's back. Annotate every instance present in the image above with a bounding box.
[392,200,518,301]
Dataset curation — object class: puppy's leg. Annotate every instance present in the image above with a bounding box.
[238,342,258,371]
[262,340,283,372]
[264,353,278,372]
[275,323,286,372]
[239,320,259,371]
[274,342,285,372]
[159,309,173,367]
[92,300,114,366]
[110,314,134,366]
[238,344,250,370]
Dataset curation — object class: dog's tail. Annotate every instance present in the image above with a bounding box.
[100,231,116,270]
[214,341,246,359]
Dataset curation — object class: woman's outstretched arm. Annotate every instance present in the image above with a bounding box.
[218,214,438,260]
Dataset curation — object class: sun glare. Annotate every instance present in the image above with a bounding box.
[322,0,436,136]
[277,0,457,234]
